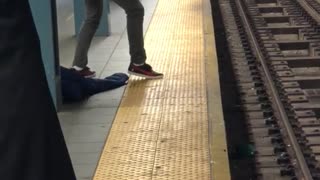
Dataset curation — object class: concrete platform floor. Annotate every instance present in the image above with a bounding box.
[56,0,158,179]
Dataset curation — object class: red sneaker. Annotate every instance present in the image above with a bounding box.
[71,67,96,78]
[128,63,163,79]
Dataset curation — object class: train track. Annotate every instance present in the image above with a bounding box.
[218,0,320,179]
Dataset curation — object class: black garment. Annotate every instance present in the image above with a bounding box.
[61,66,128,102]
[0,1,76,180]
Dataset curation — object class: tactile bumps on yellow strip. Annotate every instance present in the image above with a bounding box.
[93,0,211,179]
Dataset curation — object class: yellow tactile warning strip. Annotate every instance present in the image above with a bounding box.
[93,0,230,179]
[203,0,231,179]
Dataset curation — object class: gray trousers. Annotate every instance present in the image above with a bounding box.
[73,0,147,68]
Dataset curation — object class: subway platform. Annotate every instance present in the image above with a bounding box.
[56,0,230,179]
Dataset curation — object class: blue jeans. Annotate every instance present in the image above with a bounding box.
[61,67,128,102]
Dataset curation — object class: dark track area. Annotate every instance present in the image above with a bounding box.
[210,0,255,179]
[211,0,320,178]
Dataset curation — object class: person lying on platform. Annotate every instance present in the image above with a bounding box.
[60,66,129,102]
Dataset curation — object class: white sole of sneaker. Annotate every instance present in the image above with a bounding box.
[84,73,96,78]
[128,71,163,79]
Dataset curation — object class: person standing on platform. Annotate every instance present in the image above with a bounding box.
[72,0,164,79]
[0,1,76,180]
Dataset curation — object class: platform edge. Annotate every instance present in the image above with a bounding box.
[203,0,231,179]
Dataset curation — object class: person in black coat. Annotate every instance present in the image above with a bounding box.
[0,1,76,179]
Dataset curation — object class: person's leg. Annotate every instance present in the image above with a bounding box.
[72,0,103,76]
[112,0,146,64]
[112,0,163,79]
[84,74,129,96]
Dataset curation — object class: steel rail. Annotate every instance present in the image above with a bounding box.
[297,0,320,25]
[234,0,313,179]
